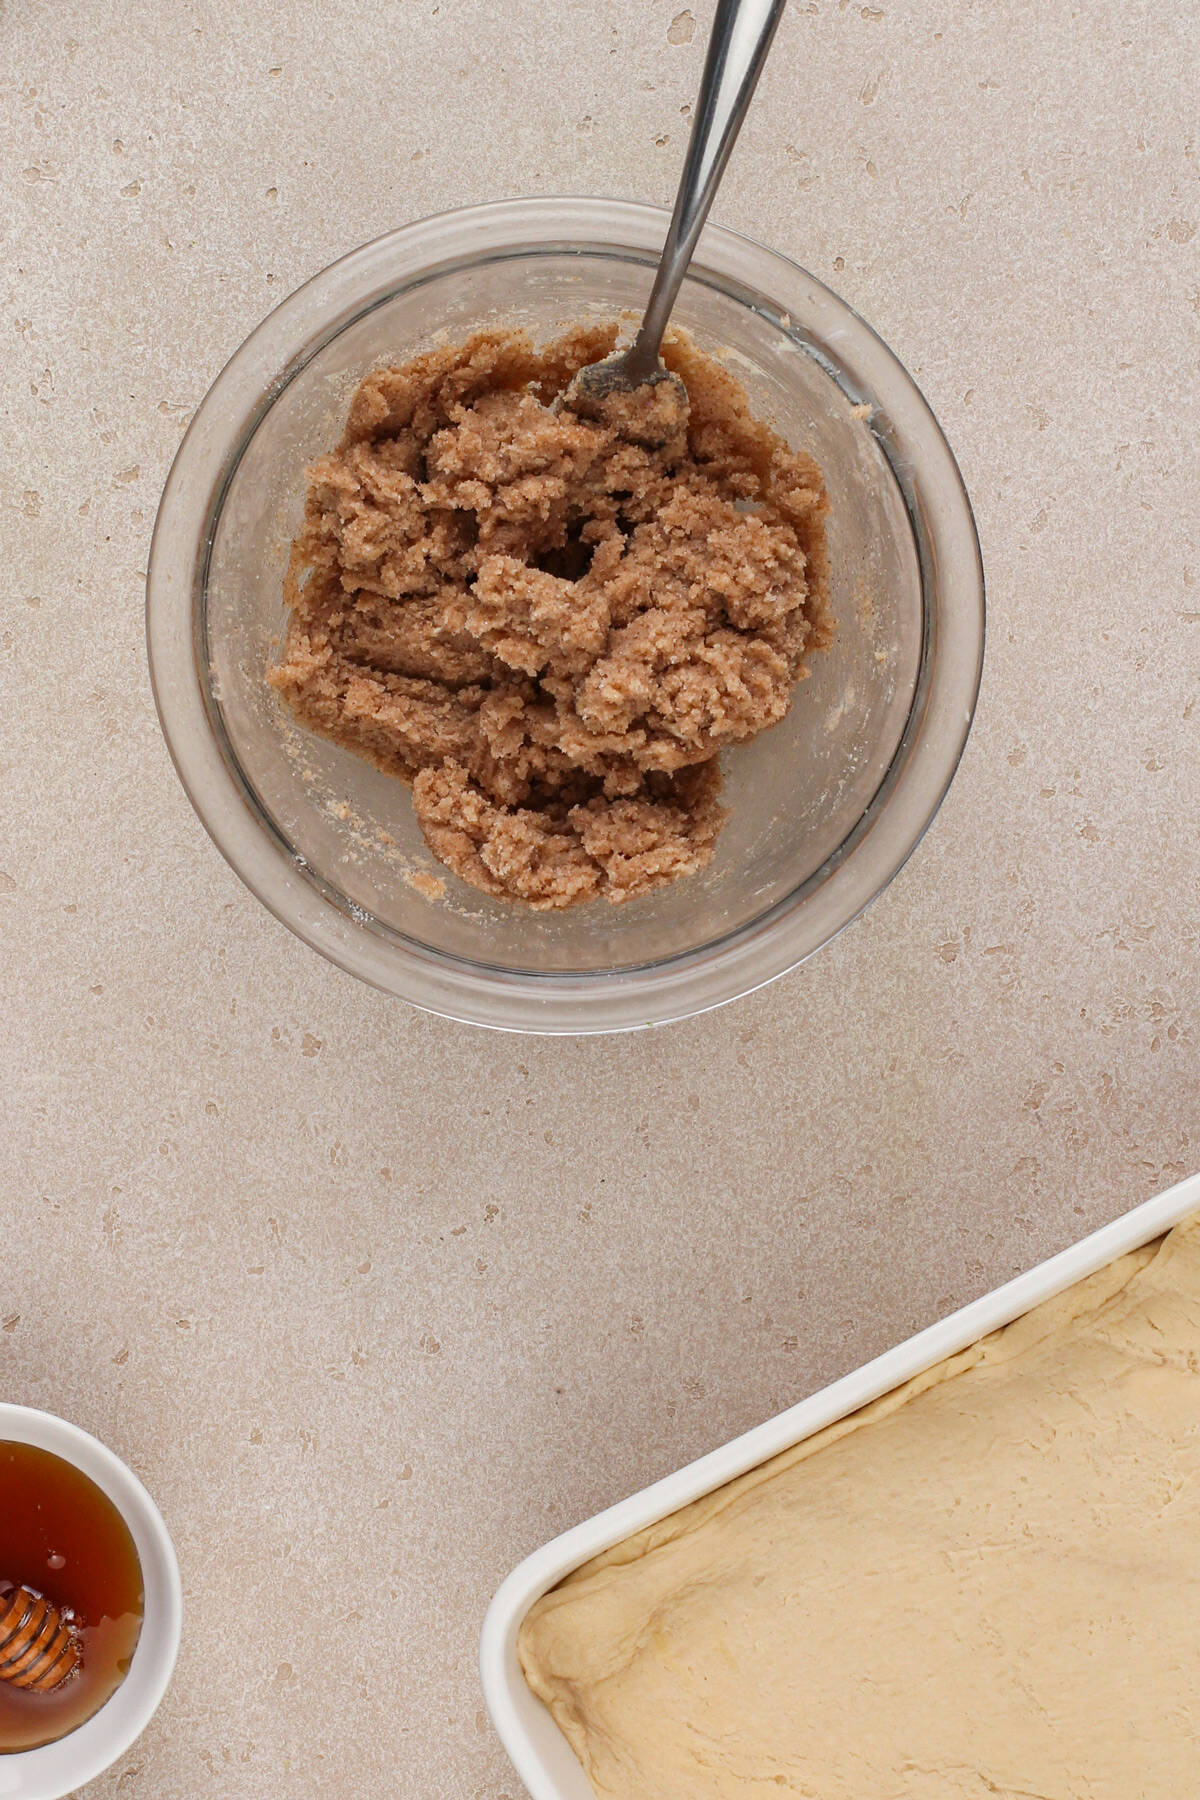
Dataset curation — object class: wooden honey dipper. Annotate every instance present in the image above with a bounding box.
[0,1585,80,1692]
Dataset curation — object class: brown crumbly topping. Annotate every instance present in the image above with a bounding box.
[268,325,831,909]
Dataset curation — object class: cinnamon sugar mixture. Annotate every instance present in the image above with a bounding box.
[268,326,830,908]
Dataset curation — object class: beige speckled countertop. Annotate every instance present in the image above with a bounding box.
[2,2,1198,1795]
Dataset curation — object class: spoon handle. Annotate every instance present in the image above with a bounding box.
[629,0,788,375]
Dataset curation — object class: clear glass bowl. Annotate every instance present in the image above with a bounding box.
[147,197,984,1034]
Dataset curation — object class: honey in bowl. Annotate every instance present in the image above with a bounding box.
[0,1442,144,1753]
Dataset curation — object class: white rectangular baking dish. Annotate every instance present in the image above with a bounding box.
[481,1167,1200,1800]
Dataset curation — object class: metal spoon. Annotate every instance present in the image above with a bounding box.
[571,0,788,411]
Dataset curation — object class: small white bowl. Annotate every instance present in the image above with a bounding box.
[0,1407,181,1800]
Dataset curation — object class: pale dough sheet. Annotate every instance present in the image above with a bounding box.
[519,1215,1200,1799]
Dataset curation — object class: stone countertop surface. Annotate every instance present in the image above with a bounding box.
[2,1,1197,1794]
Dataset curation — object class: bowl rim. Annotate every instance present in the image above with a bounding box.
[147,194,985,1034]
[0,1405,182,1799]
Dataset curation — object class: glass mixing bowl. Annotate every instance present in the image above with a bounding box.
[147,197,983,1033]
